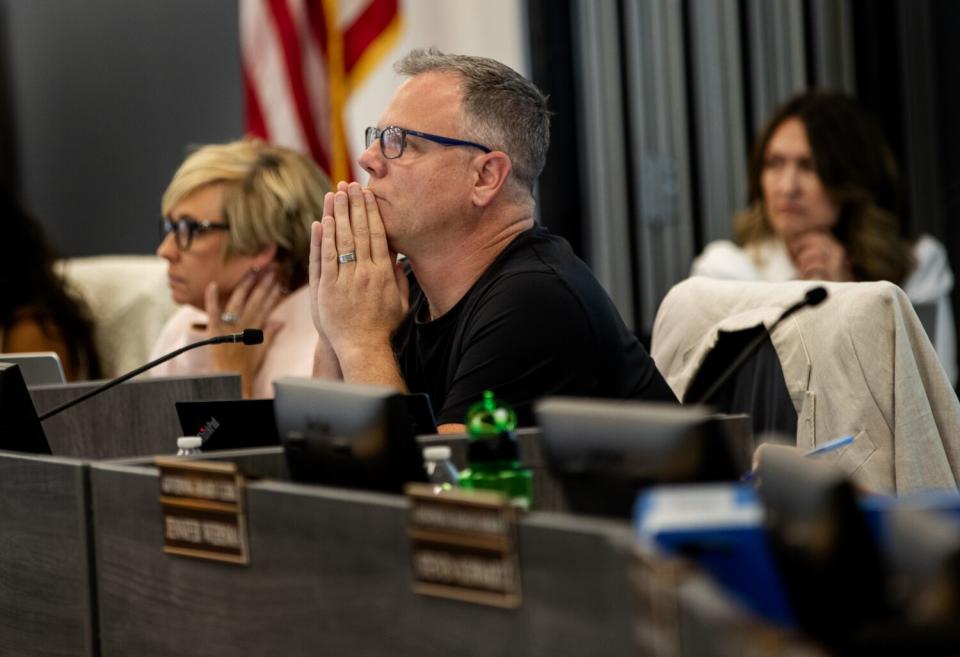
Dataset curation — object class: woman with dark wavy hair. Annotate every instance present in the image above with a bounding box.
[0,188,101,380]
[692,90,955,384]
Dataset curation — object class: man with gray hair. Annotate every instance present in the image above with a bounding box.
[309,48,675,430]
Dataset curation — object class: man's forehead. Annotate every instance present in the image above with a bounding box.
[377,70,464,129]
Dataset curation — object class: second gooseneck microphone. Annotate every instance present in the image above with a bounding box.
[37,329,264,421]
[691,287,828,405]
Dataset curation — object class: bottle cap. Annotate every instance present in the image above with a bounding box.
[422,445,452,462]
[177,436,202,450]
[465,390,517,439]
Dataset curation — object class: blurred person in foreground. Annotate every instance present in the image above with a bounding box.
[151,139,336,398]
[308,48,676,430]
[0,187,101,380]
[691,91,956,384]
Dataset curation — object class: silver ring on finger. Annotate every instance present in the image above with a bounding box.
[220,311,239,325]
[338,251,357,264]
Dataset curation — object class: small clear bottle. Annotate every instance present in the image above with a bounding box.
[458,391,533,511]
[423,445,460,492]
[176,436,203,457]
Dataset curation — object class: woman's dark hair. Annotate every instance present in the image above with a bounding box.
[0,188,102,379]
[734,90,916,284]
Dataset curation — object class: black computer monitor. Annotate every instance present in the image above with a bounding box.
[272,378,428,493]
[175,399,279,451]
[862,506,960,652]
[535,397,752,518]
[0,363,52,454]
[755,445,886,651]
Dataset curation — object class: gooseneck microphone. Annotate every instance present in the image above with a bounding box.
[691,287,827,405]
[773,287,827,324]
[38,329,264,421]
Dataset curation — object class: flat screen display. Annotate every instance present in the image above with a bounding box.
[273,378,428,493]
[0,363,52,454]
[536,397,751,517]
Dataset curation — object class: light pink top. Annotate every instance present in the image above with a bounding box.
[149,286,317,398]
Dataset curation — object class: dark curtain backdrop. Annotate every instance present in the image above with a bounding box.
[528,0,959,357]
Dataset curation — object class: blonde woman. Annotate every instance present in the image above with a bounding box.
[150,139,338,397]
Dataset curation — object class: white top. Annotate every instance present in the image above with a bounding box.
[149,285,318,398]
[691,235,957,385]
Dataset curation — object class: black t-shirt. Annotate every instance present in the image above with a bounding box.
[392,226,677,426]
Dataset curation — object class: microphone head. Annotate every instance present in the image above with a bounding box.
[241,329,264,345]
[805,287,828,307]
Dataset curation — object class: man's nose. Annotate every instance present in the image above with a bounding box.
[358,141,386,178]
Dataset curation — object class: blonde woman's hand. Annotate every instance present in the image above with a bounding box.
[204,267,285,397]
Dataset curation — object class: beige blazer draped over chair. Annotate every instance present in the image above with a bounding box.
[652,277,960,495]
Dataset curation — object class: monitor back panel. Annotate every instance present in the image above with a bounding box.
[31,374,242,458]
[176,399,279,451]
[0,352,66,385]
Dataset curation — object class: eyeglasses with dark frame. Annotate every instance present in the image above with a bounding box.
[365,125,491,159]
[160,216,230,251]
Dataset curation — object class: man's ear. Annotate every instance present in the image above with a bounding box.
[471,151,513,207]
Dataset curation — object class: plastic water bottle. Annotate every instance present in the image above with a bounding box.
[176,436,202,457]
[423,445,460,491]
[458,390,533,510]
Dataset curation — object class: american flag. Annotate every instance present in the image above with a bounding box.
[240,0,401,182]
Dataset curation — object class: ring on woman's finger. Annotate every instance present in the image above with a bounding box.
[220,311,239,325]
[338,251,357,264]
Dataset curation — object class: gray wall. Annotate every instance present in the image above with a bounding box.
[0,0,243,256]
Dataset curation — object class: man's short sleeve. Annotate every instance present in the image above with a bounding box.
[435,272,600,425]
